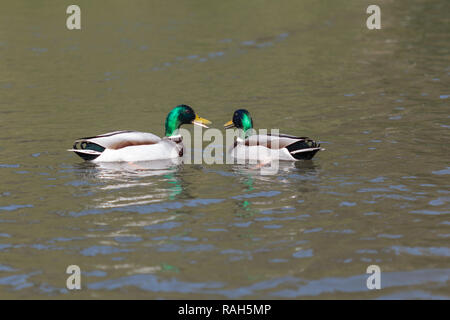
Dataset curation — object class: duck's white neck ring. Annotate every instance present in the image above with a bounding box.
[168,134,182,140]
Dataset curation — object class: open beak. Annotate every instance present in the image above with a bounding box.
[192,114,211,128]
[224,120,235,129]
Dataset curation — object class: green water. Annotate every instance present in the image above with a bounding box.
[0,0,449,299]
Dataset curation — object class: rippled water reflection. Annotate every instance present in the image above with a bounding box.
[0,0,449,298]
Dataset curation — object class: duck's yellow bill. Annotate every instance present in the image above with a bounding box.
[224,120,234,129]
[192,115,211,128]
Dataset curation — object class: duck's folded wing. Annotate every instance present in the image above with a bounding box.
[73,130,162,150]
[244,134,324,160]
[243,134,309,149]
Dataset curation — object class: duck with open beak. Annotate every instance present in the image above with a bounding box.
[223,119,234,129]
[192,114,211,128]
[68,104,212,162]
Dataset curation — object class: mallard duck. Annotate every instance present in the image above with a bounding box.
[68,104,210,162]
[224,109,323,161]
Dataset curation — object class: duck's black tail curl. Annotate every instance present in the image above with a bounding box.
[286,139,322,160]
[69,141,105,161]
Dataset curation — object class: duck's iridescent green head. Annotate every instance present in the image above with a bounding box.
[165,104,211,136]
[224,109,253,132]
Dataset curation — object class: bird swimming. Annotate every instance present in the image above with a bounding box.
[68,104,211,162]
[224,109,323,161]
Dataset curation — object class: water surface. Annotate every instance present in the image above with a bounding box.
[0,0,449,299]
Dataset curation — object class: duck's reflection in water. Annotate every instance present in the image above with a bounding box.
[231,160,319,180]
[75,159,185,208]
[230,160,320,216]
[94,159,183,179]
[236,175,258,218]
